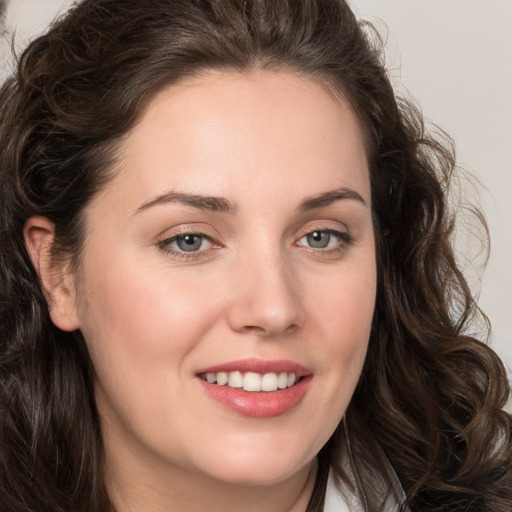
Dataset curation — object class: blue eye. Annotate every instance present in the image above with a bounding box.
[164,234,213,253]
[298,229,351,249]
[306,231,331,248]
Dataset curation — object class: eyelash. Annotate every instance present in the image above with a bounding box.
[296,228,354,254]
[157,228,354,260]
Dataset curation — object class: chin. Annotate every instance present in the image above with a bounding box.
[203,458,310,487]
[188,431,318,487]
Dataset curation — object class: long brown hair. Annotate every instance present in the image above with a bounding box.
[0,1,510,511]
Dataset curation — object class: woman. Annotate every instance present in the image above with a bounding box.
[0,0,510,510]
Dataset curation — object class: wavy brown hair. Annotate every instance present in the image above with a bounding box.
[1,1,510,511]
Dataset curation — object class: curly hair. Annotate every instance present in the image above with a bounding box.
[0,1,510,511]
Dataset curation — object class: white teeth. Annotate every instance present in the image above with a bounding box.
[243,372,262,392]
[217,372,228,385]
[261,372,278,392]
[277,372,289,389]
[201,371,298,392]
[227,371,243,388]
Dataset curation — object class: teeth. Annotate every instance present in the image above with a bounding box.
[228,371,243,388]
[217,372,228,385]
[201,371,299,392]
[243,372,261,392]
[277,372,288,389]
[261,372,278,392]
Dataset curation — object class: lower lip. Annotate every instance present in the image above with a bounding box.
[197,376,312,418]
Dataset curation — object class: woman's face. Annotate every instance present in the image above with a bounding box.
[73,70,376,487]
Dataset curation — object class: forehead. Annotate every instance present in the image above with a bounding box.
[96,69,370,213]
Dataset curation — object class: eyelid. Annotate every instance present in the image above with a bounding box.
[296,228,353,244]
[155,222,218,239]
[295,219,352,239]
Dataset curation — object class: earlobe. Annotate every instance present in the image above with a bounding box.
[24,216,80,332]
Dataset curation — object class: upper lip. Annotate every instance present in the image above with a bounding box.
[196,358,311,377]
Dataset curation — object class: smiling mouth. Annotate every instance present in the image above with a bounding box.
[198,371,299,392]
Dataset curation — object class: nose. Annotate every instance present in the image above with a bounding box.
[225,251,304,337]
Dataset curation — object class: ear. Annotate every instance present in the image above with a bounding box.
[24,216,80,332]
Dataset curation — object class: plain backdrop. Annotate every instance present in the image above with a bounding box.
[1,0,511,380]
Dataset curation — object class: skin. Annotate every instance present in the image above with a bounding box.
[25,70,377,512]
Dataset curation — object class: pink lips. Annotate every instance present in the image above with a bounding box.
[196,358,312,418]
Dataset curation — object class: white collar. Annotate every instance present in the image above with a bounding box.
[323,470,361,512]
[323,469,410,512]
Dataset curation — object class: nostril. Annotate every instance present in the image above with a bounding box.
[239,322,298,337]
[240,325,266,334]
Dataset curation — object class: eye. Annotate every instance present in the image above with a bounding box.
[297,229,352,250]
[161,233,214,253]
[303,231,333,249]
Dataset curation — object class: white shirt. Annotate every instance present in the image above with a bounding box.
[323,469,411,512]
[324,473,359,511]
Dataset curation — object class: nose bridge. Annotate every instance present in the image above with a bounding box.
[226,241,304,336]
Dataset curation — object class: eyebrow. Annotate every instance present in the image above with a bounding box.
[134,191,239,216]
[133,185,366,216]
[297,186,367,211]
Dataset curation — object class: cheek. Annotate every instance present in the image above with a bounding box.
[304,259,376,412]
[75,256,228,457]
[310,261,376,347]
[76,253,226,390]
